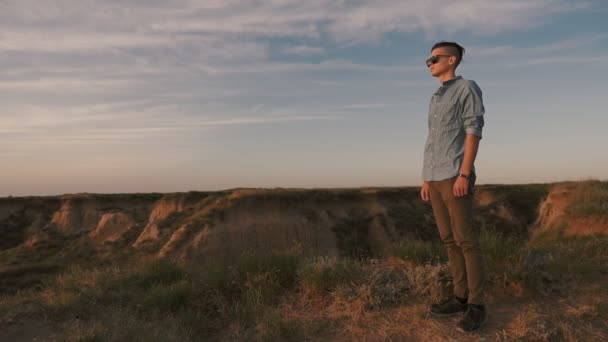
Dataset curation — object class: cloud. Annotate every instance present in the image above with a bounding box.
[206,59,419,74]
[468,33,607,57]
[507,55,608,67]
[465,33,608,67]
[0,1,594,79]
[282,45,325,56]
[0,32,172,53]
[0,78,143,91]
[1,0,590,50]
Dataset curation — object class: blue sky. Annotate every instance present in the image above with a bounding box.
[1,0,607,196]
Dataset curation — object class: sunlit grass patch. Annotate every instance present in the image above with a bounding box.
[298,256,364,293]
[565,180,608,217]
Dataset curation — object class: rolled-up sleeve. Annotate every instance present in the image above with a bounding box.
[460,81,485,139]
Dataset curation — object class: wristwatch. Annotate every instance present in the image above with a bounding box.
[459,173,469,179]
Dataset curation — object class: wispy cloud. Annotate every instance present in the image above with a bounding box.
[468,33,608,59]
[0,0,593,88]
[1,0,589,52]
[507,55,608,67]
[0,78,143,91]
[282,45,325,56]
[460,32,608,72]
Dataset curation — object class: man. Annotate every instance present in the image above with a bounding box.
[420,41,487,333]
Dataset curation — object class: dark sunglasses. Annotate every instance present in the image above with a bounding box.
[426,55,452,67]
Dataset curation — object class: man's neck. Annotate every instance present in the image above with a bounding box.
[438,71,457,85]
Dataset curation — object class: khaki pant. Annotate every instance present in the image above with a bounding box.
[428,173,485,305]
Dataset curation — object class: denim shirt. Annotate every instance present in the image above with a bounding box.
[422,76,485,181]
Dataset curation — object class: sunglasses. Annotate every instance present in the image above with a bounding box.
[426,54,452,67]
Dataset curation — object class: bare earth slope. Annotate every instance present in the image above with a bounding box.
[0,183,549,265]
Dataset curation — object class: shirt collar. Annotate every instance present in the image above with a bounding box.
[441,75,462,86]
[434,76,462,96]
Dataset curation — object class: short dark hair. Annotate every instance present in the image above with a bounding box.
[431,41,465,67]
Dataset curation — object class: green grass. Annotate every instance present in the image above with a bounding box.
[389,239,447,264]
[529,230,608,278]
[2,258,220,340]
[387,227,607,298]
[190,251,303,329]
[200,251,301,297]
[298,256,364,293]
[480,228,527,281]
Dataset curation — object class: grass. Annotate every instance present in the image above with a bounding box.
[298,256,364,293]
[389,239,446,264]
[1,232,607,340]
[529,230,608,280]
[330,215,374,258]
[1,257,228,340]
[479,228,528,283]
[2,181,608,340]
[565,180,608,217]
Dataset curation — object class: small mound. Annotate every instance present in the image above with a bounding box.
[533,181,608,237]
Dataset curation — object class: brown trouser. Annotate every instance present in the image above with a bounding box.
[428,173,485,305]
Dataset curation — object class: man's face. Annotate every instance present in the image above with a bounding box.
[427,47,456,77]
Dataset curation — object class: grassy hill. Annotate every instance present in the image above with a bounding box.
[0,180,606,341]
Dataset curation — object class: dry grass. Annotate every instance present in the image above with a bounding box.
[1,234,607,341]
[565,180,608,217]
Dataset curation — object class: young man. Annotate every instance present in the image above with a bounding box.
[420,41,487,333]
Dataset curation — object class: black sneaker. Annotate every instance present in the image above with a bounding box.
[430,297,468,317]
[456,304,487,333]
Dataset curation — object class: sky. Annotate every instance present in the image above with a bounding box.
[1,0,607,196]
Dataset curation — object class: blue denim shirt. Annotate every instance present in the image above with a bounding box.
[422,76,485,181]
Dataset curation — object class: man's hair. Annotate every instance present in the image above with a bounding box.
[431,41,465,67]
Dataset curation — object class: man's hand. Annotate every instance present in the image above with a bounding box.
[453,177,469,197]
[420,181,431,202]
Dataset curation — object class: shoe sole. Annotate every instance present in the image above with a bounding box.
[429,310,467,318]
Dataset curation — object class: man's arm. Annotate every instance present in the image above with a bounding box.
[454,134,480,197]
[454,80,485,197]
[459,134,480,176]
